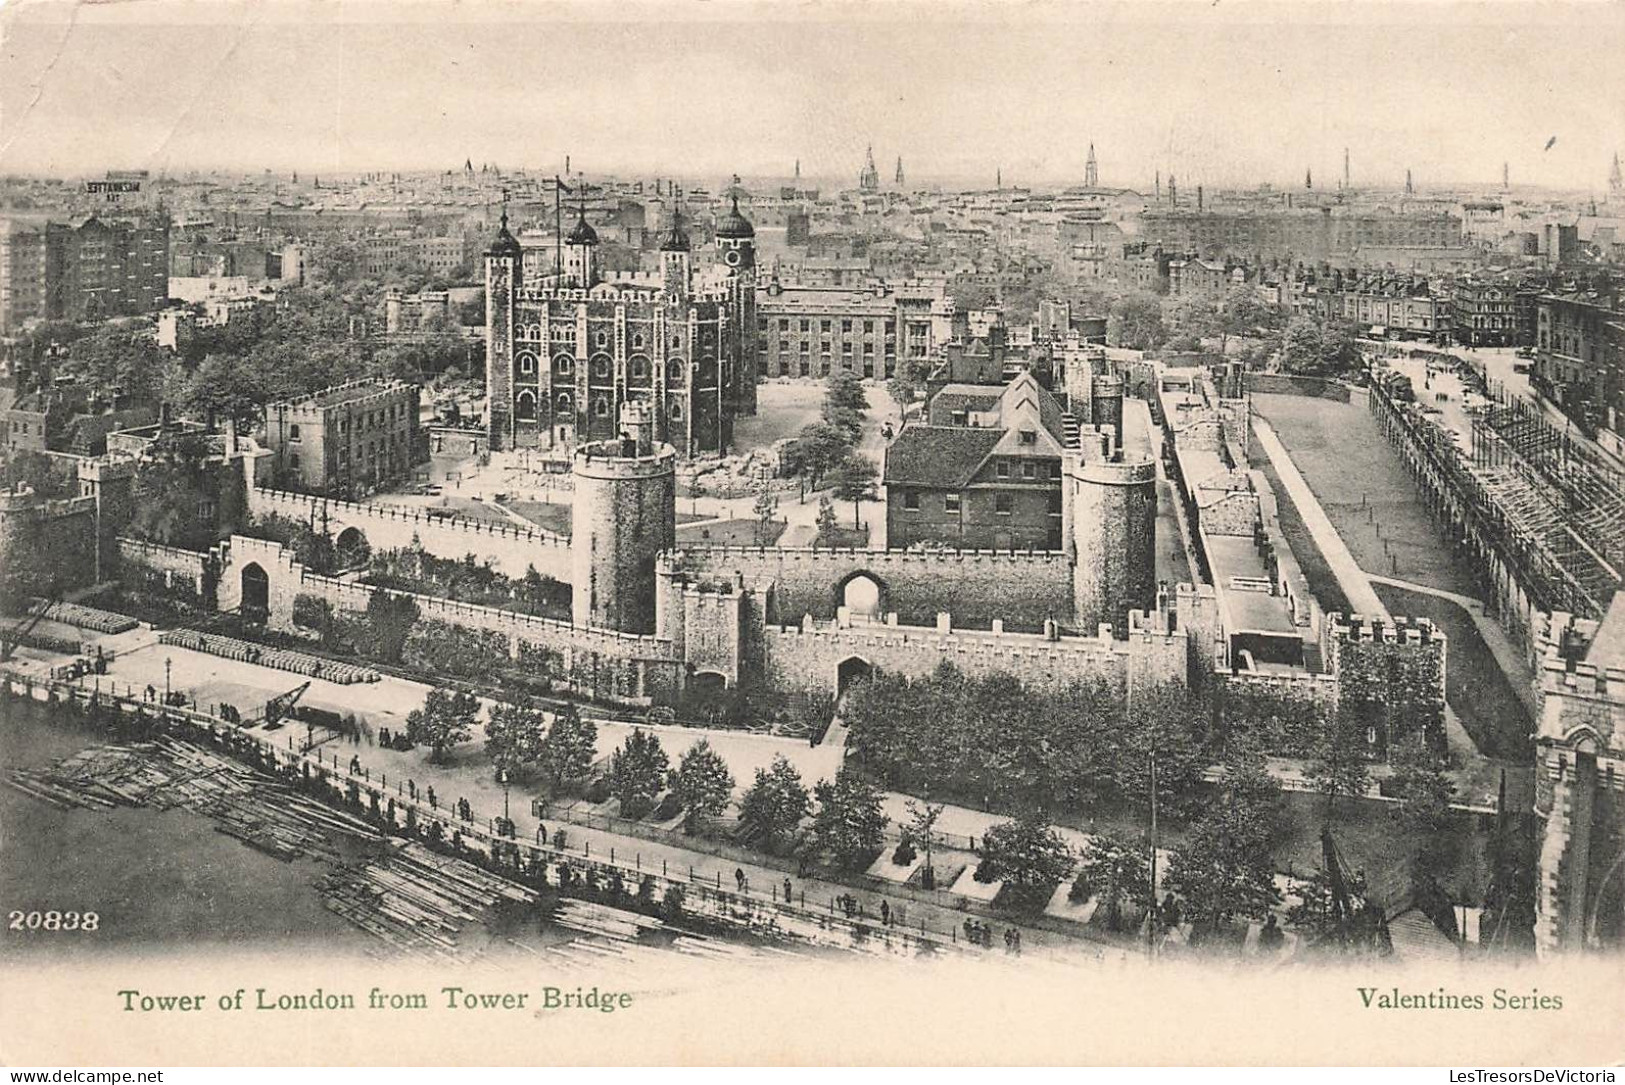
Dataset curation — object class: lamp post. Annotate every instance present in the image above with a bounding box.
[164,657,172,705]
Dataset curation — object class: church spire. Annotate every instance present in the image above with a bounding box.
[1085,143,1098,188]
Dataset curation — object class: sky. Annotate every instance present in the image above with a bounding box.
[1,0,1623,192]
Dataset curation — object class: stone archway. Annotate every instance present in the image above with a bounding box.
[334,526,370,569]
[836,655,874,698]
[240,562,270,623]
[835,570,886,620]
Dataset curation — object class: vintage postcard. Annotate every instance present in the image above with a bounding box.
[0,0,1622,1068]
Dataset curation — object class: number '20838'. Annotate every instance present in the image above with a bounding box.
[8,910,100,931]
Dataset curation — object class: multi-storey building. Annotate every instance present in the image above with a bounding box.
[754,278,953,380]
[0,220,48,333]
[884,371,1073,551]
[1449,276,1519,347]
[262,378,422,496]
[1137,206,1462,264]
[42,214,170,321]
[1535,287,1625,436]
[485,198,758,458]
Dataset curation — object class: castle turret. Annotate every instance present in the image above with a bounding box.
[714,192,758,417]
[484,209,523,452]
[1067,450,1157,637]
[565,204,599,288]
[660,207,691,300]
[571,403,677,635]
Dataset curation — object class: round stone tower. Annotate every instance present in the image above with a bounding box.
[1068,453,1157,637]
[571,404,677,635]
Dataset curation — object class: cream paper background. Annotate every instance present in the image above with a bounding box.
[3,952,1622,1065]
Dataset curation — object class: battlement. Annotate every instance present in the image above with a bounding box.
[1326,612,1445,647]
[248,487,565,546]
[1071,456,1158,487]
[1539,637,1625,703]
[267,378,415,416]
[574,442,677,478]
[662,545,1070,570]
[514,283,730,308]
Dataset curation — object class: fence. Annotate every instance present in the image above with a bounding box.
[0,670,970,959]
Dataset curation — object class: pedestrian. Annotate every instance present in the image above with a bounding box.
[784,877,793,902]
[427,785,437,809]
[963,918,974,942]
[880,900,890,926]
[408,778,416,800]
[1004,927,1014,952]
[734,867,746,892]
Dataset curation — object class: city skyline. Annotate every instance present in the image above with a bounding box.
[3,0,1624,191]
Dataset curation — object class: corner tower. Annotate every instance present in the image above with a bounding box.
[715,192,758,416]
[484,209,523,452]
[571,403,678,635]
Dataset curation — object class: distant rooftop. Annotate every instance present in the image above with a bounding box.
[272,378,415,411]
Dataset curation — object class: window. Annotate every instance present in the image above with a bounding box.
[800,320,810,332]
[1019,429,1037,445]
[555,354,574,375]
[995,494,1013,515]
[594,396,610,418]
[632,333,645,349]
[1022,462,1037,479]
[289,453,300,470]
[595,331,609,348]
[518,353,536,375]
[821,320,832,333]
[997,460,1011,478]
[516,391,537,421]
[592,356,612,379]
[842,319,853,332]
[557,392,573,414]
[631,356,649,379]
[669,400,683,420]
[288,424,301,440]
[945,493,961,513]
[779,319,790,331]
[903,490,920,511]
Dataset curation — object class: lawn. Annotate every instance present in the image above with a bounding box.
[1250,393,1481,600]
[676,518,787,546]
[1371,582,1533,762]
[504,500,572,535]
[733,382,829,452]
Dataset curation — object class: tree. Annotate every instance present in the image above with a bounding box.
[1278,316,1326,374]
[537,705,598,793]
[826,453,878,528]
[815,493,839,545]
[904,800,945,888]
[366,591,419,666]
[1163,293,1216,351]
[738,755,811,843]
[783,420,851,485]
[484,701,546,780]
[608,727,669,819]
[1107,291,1166,350]
[810,764,889,869]
[404,687,480,764]
[1072,835,1154,931]
[1216,284,1277,354]
[974,810,1076,910]
[822,370,868,440]
[752,485,780,547]
[1308,709,1372,819]
[671,739,736,832]
[1164,801,1282,934]
[0,449,73,500]
[1387,734,1456,873]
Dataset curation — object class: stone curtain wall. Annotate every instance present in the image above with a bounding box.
[760,608,1188,700]
[215,535,682,705]
[663,546,1075,632]
[116,537,214,605]
[248,486,571,581]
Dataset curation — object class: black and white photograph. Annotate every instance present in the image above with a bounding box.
[0,0,1622,1071]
